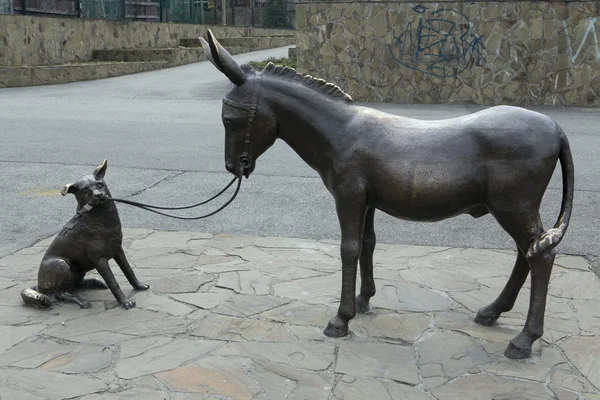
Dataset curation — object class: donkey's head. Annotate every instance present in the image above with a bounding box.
[199,30,278,179]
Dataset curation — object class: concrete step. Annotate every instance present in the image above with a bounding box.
[3,35,296,88]
[0,61,171,88]
[92,48,206,66]
[92,36,294,67]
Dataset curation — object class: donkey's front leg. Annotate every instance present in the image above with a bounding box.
[356,208,376,313]
[324,198,367,338]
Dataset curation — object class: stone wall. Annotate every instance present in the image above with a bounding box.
[0,61,173,89]
[296,1,600,107]
[0,14,293,67]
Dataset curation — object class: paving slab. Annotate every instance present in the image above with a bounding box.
[0,337,113,373]
[0,229,598,399]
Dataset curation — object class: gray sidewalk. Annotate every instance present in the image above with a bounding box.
[0,229,598,399]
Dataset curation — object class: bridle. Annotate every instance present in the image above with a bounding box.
[103,75,263,220]
[222,73,262,173]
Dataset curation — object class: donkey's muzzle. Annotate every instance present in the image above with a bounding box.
[239,156,254,179]
[225,157,254,178]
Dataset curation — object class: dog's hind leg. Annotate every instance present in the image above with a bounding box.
[56,292,91,308]
[38,258,91,309]
[21,285,52,308]
[77,276,109,290]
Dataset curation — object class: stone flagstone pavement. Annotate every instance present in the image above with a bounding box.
[0,229,599,400]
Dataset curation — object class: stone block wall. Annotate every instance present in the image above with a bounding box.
[0,14,293,67]
[296,1,600,106]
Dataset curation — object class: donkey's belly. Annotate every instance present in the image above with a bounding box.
[367,161,487,222]
[374,200,489,222]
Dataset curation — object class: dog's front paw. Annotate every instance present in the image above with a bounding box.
[134,283,149,291]
[121,300,136,310]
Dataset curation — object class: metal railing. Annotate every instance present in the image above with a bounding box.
[0,0,11,13]
[1,0,295,28]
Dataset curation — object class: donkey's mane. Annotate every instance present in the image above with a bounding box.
[261,62,353,103]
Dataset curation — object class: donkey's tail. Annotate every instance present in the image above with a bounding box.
[21,286,52,309]
[526,124,574,260]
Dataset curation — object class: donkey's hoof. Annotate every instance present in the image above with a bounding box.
[355,295,370,314]
[504,341,531,359]
[474,306,499,326]
[323,316,348,338]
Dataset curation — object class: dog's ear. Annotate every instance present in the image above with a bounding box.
[61,183,77,196]
[93,159,107,180]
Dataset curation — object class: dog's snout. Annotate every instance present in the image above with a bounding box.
[93,189,104,198]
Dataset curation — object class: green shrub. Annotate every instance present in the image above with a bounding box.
[248,57,296,70]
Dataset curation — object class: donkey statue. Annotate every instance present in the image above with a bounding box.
[199,30,574,359]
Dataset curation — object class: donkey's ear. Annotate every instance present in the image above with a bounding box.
[93,159,107,179]
[200,29,247,86]
[199,35,222,74]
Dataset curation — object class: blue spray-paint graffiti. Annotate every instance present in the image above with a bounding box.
[562,17,600,65]
[388,5,485,78]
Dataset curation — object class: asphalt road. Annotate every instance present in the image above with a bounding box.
[1,46,599,275]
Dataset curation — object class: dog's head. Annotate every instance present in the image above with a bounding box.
[61,159,112,207]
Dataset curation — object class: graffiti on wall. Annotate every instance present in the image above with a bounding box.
[388,5,485,78]
[562,17,600,65]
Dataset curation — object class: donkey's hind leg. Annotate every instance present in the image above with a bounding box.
[506,245,556,359]
[485,210,554,359]
[474,249,530,326]
[356,208,376,314]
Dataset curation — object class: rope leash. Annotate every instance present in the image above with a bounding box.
[107,176,242,220]
[105,68,261,221]
[108,176,237,210]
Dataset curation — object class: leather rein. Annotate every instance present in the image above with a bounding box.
[106,75,261,221]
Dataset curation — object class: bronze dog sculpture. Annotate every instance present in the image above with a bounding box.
[21,160,149,309]
[199,30,574,359]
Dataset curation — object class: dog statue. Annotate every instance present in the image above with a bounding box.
[21,159,149,309]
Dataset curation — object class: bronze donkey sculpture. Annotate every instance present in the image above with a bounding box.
[21,160,149,309]
[199,30,574,359]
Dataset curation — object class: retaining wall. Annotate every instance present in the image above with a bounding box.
[296,1,600,106]
[0,14,293,67]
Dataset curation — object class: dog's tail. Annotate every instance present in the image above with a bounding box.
[526,124,574,260]
[21,286,52,309]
